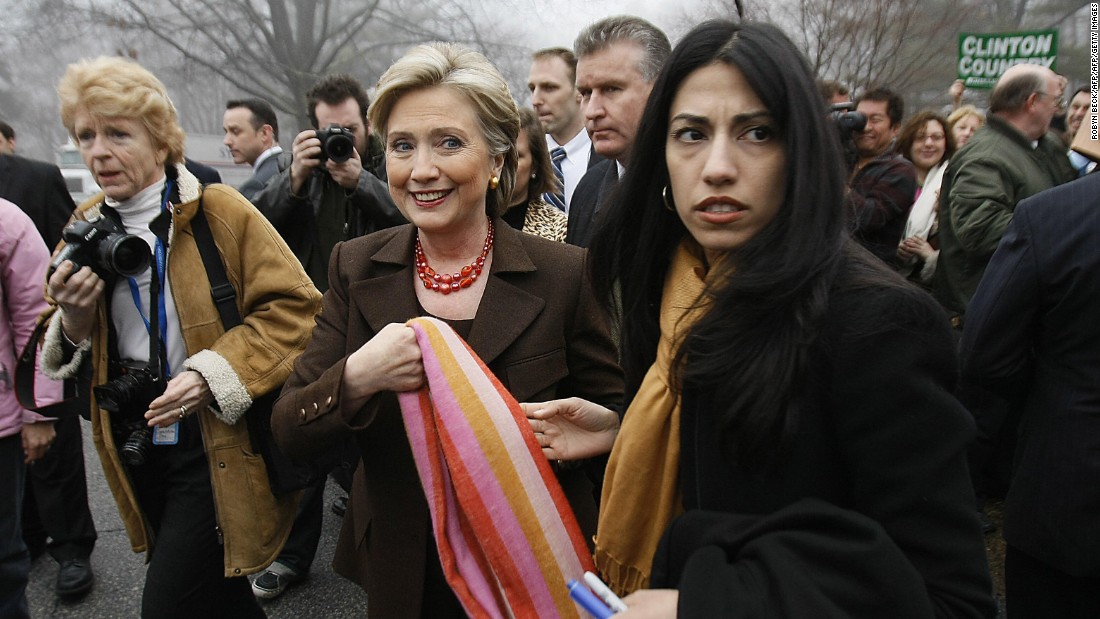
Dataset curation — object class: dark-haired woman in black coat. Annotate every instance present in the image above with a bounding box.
[523,20,995,619]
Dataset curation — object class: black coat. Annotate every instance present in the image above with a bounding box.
[651,261,995,618]
[0,154,75,248]
[960,172,1100,578]
[565,158,617,248]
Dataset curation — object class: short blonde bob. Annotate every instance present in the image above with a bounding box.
[57,56,186,165]
[368,43,519,217]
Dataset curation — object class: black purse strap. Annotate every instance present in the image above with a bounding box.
[190,193,242,330]
[14,310,80,418]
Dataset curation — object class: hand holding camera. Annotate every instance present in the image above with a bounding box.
[47,217,151,344]
[289,124,362,194]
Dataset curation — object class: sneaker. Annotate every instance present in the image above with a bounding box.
[251,562,303,599]
[331,495,348,518]
[978,510,997,534]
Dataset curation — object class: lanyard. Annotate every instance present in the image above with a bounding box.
[126,179,174,377]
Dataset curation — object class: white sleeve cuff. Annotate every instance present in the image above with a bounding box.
[183,349,252,425]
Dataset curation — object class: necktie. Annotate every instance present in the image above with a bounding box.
[543,146,567,211]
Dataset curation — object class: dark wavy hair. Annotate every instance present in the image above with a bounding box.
[591,20,855,469]
[896,111,955,172]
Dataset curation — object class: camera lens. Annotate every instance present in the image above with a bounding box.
[325,134,354,163]
[120,427,153,467]
[94,373,142,414]
[104,235,151,277]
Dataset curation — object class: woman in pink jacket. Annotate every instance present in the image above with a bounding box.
[1,198,61,619]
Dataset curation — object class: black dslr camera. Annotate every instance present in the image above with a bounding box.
[830,102,867,133]
[829,102,868,172]
[48,218,150,282]
[315,124,356,163]
[94,362,165,467]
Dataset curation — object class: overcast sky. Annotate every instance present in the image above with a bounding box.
[519,0,682,48]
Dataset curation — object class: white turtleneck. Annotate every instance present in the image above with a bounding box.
[105,177,188,377]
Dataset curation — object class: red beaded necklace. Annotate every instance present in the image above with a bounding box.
[415,219,494,295]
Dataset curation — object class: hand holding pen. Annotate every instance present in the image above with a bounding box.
[568,572,679,618]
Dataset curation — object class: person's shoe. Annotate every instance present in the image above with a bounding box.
[56,558,94,598]
[331,495,348,518]
[251,562,303,599]
[978,510,997,534]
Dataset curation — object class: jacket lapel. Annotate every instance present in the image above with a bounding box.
[350,227,420,335]
[465,222,544,366]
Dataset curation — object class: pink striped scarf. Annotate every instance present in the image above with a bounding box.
[397,317,595,618]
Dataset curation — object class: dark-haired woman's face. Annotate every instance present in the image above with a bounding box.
[665,62,786,263]
[909,119,947,174]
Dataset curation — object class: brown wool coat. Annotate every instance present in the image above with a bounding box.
[272,221,624,617]
[41,166,321,576]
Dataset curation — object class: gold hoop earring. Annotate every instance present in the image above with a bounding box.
[662,186,675,212]
[489,176,500,190]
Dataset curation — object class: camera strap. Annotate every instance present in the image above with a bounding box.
[13,309,83,418]
[124,179,173,379]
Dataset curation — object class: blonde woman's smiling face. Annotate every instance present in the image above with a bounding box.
[384,86,504,236]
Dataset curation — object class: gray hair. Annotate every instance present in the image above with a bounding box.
[574,15,671,83]
[990,68,1046,114]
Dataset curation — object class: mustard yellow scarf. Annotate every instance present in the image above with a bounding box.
[594,240,711,595]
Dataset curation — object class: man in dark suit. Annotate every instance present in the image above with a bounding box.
[223,98,283,201]
[184,157,222,184]
[0,125,98,600]
[566,16,670,247]
[527,47,603,212]
[960,171,1100,617]
[0,152,74,249]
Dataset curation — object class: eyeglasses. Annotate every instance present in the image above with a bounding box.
[1035,91,1067,110]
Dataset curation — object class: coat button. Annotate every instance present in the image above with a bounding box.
[218,462,226,468]
[299,408,307,421]
[234,568,241,574]
[313,402,319,412]
[325,396,333,407]
[175,207,182,215]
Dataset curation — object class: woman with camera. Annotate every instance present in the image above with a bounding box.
[40,56,321,619]
[524,20,995,617]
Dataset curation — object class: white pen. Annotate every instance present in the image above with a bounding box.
[583,571,629,614]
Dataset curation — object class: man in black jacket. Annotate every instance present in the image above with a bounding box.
[0,122,97,600]
[252,74,404,292]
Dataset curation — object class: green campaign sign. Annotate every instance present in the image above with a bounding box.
[958,30,1058,89]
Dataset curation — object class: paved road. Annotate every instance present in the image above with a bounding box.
[26,419,369,618]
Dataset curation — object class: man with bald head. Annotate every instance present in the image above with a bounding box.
[934,64,1075,317]
[934,64,1076,533]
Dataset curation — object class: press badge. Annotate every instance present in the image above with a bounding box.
[153,422,180,445]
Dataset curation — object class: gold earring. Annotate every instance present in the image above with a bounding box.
[662,186,675,212]
[489,176,500,190]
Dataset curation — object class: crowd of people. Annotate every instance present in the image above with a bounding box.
[1,11,1098,619]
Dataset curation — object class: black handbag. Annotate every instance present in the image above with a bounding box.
[190,195,330,495]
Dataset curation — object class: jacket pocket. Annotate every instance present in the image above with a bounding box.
[503,348,569,402]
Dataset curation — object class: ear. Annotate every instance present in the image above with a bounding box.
[491,151,505,178]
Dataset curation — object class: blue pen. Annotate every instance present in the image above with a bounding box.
[568,579,615,619]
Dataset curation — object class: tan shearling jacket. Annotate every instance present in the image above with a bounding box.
[41,164,321,576]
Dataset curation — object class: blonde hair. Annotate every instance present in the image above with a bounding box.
[947,104,986,133]
[369,43,518,217]
[57,56,185,165]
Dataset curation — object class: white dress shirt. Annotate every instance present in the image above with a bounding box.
[547,128,593,213]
